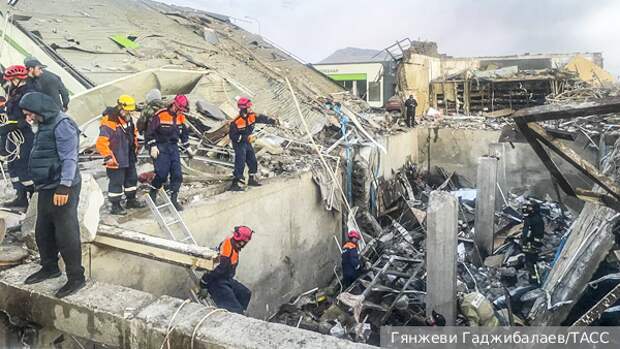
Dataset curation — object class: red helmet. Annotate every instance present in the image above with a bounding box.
[233,226,254,242]
[173,95,189,111]
[347,230,361,240]
[237,97,252,109]
[3,65,28,81]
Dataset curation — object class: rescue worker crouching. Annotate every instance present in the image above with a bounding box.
[145,95,191,211]
[96,95,145,215]
[521,200,545,285]
[342,230,363,288]
[20,92,85,298]
[0,65,36,208]
[228,97,278,192]
[200,226,253,314]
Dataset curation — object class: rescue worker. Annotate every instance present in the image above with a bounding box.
[24,57,70,111]
[342,230,363,288]
[404,95,418,127]
[521,200,545,284]
[96,95,145,215]
[200,226,253,314]
[228,97,278,191]
[459,292,501,327]
[20,92,85,298]
[136,89,166,136]
[145,95,191,211]
[0,65,36,208]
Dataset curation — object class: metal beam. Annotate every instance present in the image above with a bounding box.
[572,283,620,326]
[526,122,620,200]
[511,97,620,123]
[514,121,576,196]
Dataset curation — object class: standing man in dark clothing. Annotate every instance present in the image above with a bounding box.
[145,95,191,211]
[24,57,70,111]
[19,92,85,298]
[200,226,254,314]
[96,95,145,215]
[404,95,418,127]
[228,97,278,192]
[342,230,363,288]
[0,65,36,208]
[521,200,545,285]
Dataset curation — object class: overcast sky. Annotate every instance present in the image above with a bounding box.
[169,0,620,77]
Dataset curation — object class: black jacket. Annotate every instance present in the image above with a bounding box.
[30,71,70,109]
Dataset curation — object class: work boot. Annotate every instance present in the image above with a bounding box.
[24,268,62,285]
[170,192,183,212]
[149,188,158,203]
[55,278,86,298]
[2,190,28,209]
[248,174,262,187]
[228,178,243,192]
[125,195,146,209]
[110,200,127,216]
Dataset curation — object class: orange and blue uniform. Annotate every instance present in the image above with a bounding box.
[145,108,189,192]
[201,237,252,314]
[229,112,275,179]
[96,107,139,202]
[342,241,361,287]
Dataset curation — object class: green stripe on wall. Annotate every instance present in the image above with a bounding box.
[327,73,367,81]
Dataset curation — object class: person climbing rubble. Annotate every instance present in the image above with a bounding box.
[24,57,70,111]
[228,97,278,191]
[145,95,192,211]
[136,89,167,136]
[20,91,85,298]
[521,200,545,285]
[342,230,363,288]
[96,95,145,215]
[0,65,36,208]
[200,226,254,314]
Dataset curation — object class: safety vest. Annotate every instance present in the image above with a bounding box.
[151,109,186,144]
[233,112,257,130]
[220,237,239,266]
[343,241,357,251]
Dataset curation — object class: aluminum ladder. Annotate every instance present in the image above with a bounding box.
[145,188,215,306]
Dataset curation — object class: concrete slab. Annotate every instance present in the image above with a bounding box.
[0,264,372,349]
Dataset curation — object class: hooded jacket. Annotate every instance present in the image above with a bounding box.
[20,92,80,190]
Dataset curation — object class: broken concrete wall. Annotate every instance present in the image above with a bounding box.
[399,54,441,115]
[88,171,341,319]
[415,128,595,209]
[377,129,419,180]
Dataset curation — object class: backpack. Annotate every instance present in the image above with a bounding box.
[137,100,167,134]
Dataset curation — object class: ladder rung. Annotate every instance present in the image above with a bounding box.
[165,219,181,225]
[157,203,173,210]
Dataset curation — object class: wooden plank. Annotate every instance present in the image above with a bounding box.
[526,122,620,200]
[511,96,620,122]
[93,226,218,271]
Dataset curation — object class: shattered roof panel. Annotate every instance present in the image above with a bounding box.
[7,0,346,135]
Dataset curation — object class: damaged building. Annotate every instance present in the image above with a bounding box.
[0,0,620,348]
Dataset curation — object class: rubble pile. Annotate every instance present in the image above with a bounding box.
[270,162,574,345]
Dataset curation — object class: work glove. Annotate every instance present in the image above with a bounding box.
[272,118,281,126]
[150,146,159,159]
[53,185,71,206]
[248,134,257,144]
[103,155,118,168]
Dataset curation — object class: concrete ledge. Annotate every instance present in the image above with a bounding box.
[0,264,371,349]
